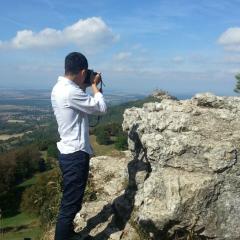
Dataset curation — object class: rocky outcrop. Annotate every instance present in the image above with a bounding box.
[43,91,240,240]
[43,152,142,240]
[151,89,178,101]
[73,152,140,239]
[121,92,240,239]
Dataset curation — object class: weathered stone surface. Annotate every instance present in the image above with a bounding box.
[42,152,141,240]
[121,92,240,239]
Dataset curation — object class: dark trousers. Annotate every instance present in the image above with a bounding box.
[54,149,90,240]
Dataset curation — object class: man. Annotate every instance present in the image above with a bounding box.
[51,52,107,240]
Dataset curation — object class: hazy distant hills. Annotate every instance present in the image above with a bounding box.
[0,89,193,107]
[0,89,148,107]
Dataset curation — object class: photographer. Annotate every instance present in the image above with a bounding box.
[51,52,107,240]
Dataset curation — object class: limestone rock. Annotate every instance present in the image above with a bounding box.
[122,91,240,239]
[42,152,141,240]
[72,153,141,240]
[43,91,240,240]
[151,89,178,101]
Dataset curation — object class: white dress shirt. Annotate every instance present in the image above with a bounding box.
[51,76,107,156]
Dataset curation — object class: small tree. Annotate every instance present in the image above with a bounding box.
[96,130,111,145]
[234,73,240,93]
[114,134,128,150]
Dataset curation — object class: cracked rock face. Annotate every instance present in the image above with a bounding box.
[122,92,240,239]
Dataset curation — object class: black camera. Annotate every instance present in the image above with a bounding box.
[84,69,98,86]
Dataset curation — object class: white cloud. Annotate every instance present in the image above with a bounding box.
[132,43,142,50]
[172,56,184,63]
[218,27,240,51]
[223,55,240,63]
[114,52,132,60]
[226,68,240,74]
[0,17,119,52]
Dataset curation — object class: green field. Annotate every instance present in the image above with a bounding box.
[0,212,42,240]
[0,169,46,240]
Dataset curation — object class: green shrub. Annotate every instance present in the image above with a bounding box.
[114,134,128,150]
[47,143,58,159]
[96,129,111,145]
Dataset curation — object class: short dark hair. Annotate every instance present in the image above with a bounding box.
[65,52,88,75]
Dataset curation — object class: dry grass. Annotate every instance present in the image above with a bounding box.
[41,224,55,240]
[7,119,26,123]
[0,133,24,140]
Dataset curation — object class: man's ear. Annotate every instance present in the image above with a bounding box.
[78,69,87,85]
[81,69,87,77]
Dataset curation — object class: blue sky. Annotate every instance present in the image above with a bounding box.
[0,0,240,96]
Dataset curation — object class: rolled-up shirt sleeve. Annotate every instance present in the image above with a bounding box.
[68,89,107,115]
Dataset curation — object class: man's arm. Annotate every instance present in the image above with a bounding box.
[68,86,107,115]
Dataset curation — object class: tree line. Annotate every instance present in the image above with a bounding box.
[0,144,44,195]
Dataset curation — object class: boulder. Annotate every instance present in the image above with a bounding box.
[122,92,240,239]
